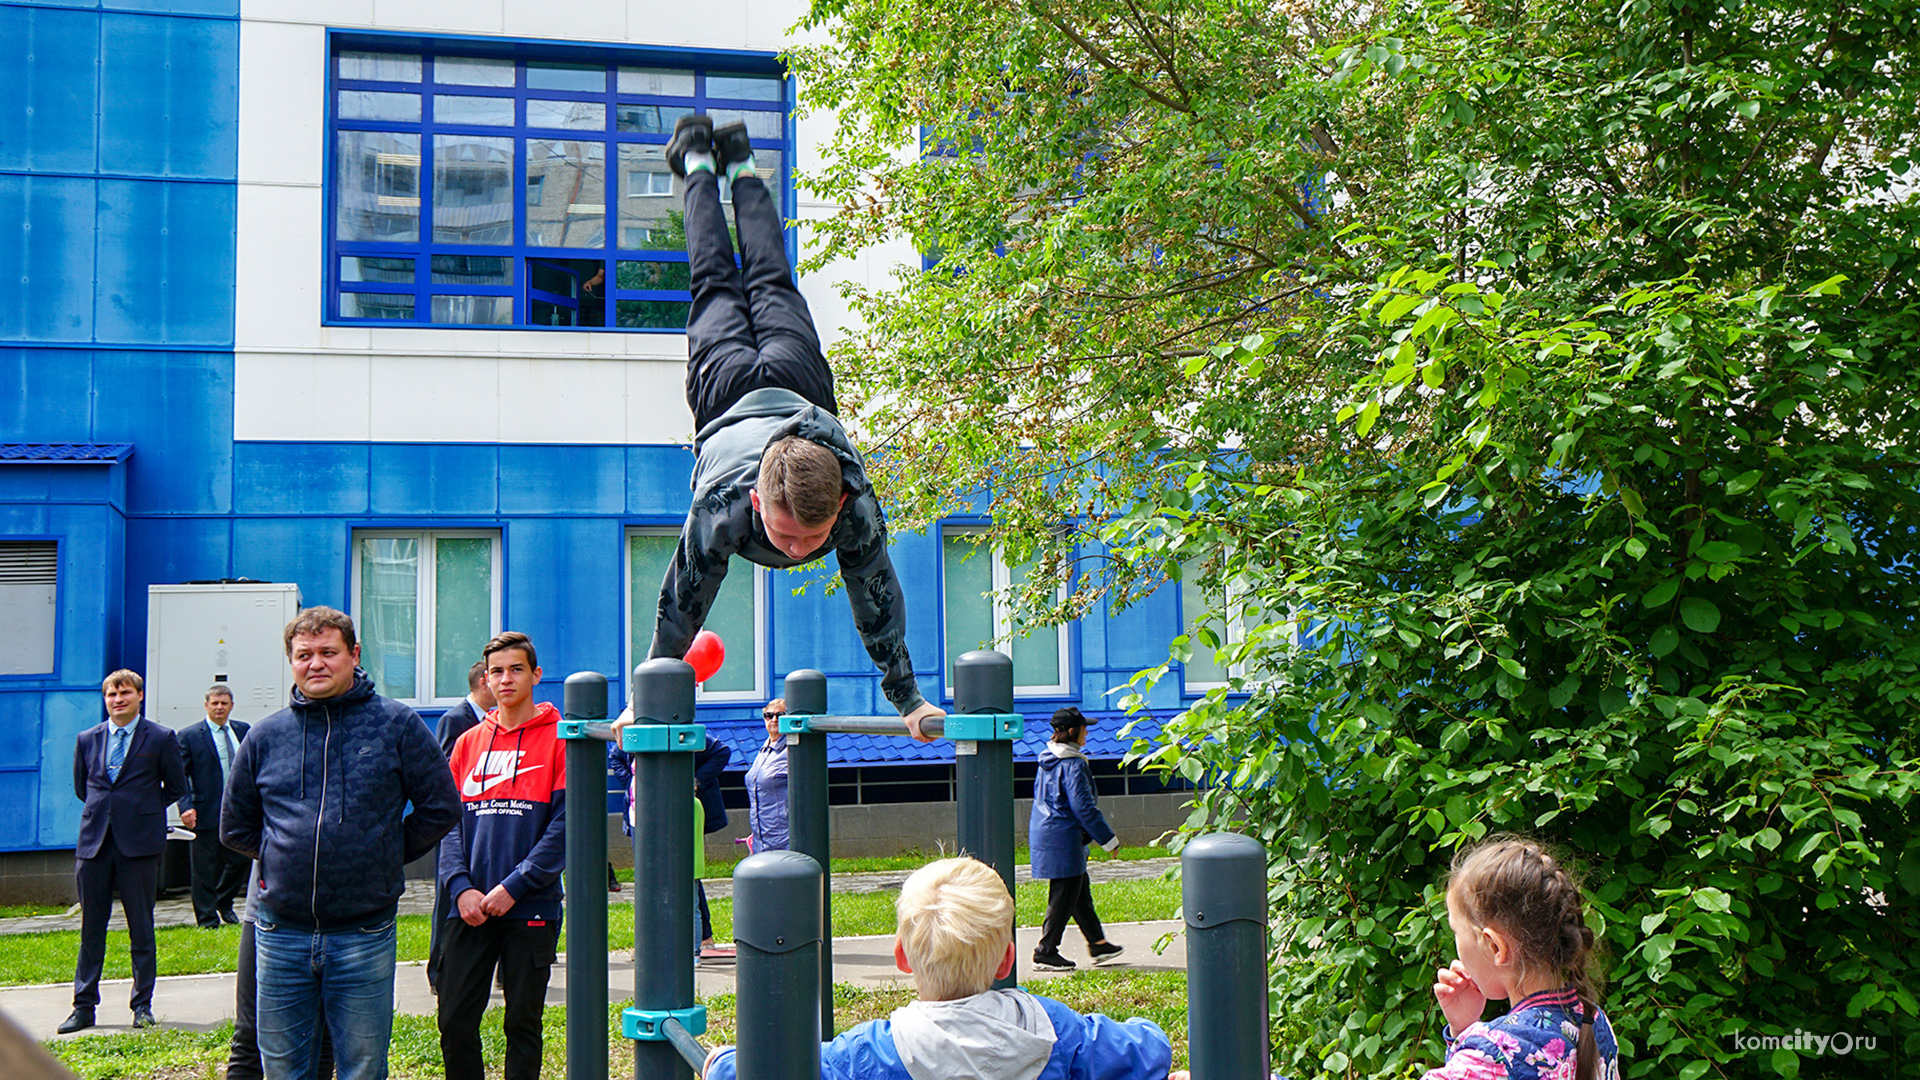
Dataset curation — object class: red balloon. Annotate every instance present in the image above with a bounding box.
[686,630,725,683]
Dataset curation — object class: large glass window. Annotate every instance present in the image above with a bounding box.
[1178,559,1285,693]
[626,529,766,701]
[327,45,790,330]
[351,530,501,705]
[941,530,1072,698]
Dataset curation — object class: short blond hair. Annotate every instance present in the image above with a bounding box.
[895,857,1013,1001]
[102,669,144,693]
[757,437,843,528]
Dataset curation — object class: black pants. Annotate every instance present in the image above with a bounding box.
[72,843,158,1011]
[427,882,451,992]
[230,921,334,1080]
[697,880,712,942]
[1037,873,1107,954]
[437,918,560,1080]
[189,826,248,927]
[684,170,837,427]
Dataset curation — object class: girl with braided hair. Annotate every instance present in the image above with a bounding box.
[1426,836,1621,1080]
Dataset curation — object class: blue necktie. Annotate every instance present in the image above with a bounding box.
[107,727,129,783]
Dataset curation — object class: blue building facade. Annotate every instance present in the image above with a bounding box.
[0,0,1209,891]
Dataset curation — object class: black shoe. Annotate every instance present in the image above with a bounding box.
[665,114,714,179]
[57,1009,94,1034]
[712,121,753,171]
[198,920,222,930]
[1089,941,1126,966]
[220,908,241,925]
[1031,949,1075,972]
[131,1007,157,1029]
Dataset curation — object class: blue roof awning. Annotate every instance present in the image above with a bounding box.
[0,443,135,464]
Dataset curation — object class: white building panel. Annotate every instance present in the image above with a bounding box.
[235,0,892,446]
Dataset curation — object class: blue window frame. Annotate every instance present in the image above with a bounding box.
[326,42,791,331]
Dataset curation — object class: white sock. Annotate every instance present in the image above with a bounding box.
[684,148,716,175]
[726,152,757,183]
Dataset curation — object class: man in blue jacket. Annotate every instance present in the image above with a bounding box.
[62,669,188,1034]
[222,607,461,1080]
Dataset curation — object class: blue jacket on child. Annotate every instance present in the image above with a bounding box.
[706,990,1170,1080]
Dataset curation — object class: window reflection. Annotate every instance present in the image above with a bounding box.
[527,62,604,92]
[706,73,780,100]
[526,140,606,247]
[617,67,694,96]
[709,108,781,140]
[431,295,514,324]
[341,51,421,82]
[340,292,415,319]
[435,95,514,126]
[433,135,513,245]
[340,91,420,122]
[528,99,606,130]
[616,104,694,135]
[430,254,513,286]
[335,131,421,243]
[618,144,682,250]
[435,56,514,87]
[341,255,414,283]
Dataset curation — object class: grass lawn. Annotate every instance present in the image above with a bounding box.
[0,875,1178,987]
[49,969,1194,1080]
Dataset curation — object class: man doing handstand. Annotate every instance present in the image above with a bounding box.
[641,114,944,736]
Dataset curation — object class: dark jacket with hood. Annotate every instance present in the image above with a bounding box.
[651,387,926,716]
[439,702,568,922]
[1028,742,1118,880]
[221,669,462,930]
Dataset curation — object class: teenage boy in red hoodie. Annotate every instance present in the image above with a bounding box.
[436,631,567,1080]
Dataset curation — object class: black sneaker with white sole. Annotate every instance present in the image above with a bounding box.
[1031,948,1076,971]
[1089,941,1126,966]
[712,121,753,172]
[664,114,715,179]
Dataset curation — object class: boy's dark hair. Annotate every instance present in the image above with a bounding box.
[1449,836,1605,1080]
[484,631,538,672]
[283,606,357,657]
[757,437,843,528]
[467,660,488,692]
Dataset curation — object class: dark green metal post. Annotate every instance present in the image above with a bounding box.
[780,668,832,1033]
[1183,833,1270,1080]
[733,851,824,1080]
[953,650,1017,989]
[561,672,610,1080]
[631,659,698,1080]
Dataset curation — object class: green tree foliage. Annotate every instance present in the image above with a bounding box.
[791,0,1920,1075]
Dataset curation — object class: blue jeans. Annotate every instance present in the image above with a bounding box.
[254,913,397,1080]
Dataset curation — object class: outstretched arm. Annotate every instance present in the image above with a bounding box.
[835,494,933,723]
[651,516,737,664]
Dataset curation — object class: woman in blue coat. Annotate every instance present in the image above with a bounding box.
[1028,707,1125,971]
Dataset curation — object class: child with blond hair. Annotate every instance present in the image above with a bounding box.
[703,856,1172,1080]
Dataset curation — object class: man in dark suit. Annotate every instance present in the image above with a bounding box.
[427,660,493,994]
[62,669,188,1034]
[175,684,251,928]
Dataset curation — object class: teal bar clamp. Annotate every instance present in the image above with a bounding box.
[777,714,811,735]
[621,723,706,754]
[623,1004,708,1041]
[944,713,1024,740]
[557,720,606,740]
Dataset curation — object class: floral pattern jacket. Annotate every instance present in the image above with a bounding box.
[1422,987,1620,1080]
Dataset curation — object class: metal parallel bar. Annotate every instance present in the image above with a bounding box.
[660,1018,708,1076]
[780,670,835,1035]
[631,659,699,1080]
[561,673,611,1080]
[952,650,1018,989]
[734,851,824,1080]
[1183,832,1271,1080]
[796,715,942,737]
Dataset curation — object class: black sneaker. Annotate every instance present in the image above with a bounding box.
[712,121,753,171]
[665,114,715,179]
[1031,949,1075,971]
[1089,941,1126,966]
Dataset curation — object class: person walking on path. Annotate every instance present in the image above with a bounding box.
[62,670,188,1034]
[744,698,790,853]
[1028,708,1124,972]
